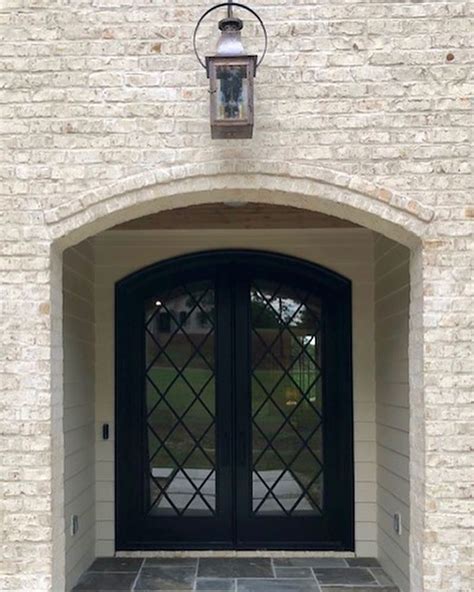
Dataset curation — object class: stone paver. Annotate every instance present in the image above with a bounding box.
[313,567,377,586]
[196,579,235,591]
[73,571,137,590]
[346,557,381,567]
[86,557,144,572]
[198,558,273,579]
[273,557,346,568]
[134,566,196,590]
[237,579,319,592]
[274,567,314,578]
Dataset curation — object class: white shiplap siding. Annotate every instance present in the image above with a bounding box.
[63,242,96,590]
[375,236,410,592]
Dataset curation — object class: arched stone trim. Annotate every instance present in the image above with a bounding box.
[45,161,434,249]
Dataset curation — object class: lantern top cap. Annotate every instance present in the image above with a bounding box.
[219,16,244,32]
[216,16,246,56]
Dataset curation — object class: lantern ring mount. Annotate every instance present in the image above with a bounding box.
[193,2,268,70]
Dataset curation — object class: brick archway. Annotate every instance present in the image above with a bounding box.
[46,160,433,249]
[48,163,433,591]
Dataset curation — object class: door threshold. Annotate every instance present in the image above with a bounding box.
[116,550,356,558]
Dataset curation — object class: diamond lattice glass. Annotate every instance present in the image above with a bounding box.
[250,280,324,516]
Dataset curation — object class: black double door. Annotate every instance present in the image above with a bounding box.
[116,251,353,550]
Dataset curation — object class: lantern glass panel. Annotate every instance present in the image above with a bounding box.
[215,64,249,121]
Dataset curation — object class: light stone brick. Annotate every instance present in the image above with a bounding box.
[0,0,472,591]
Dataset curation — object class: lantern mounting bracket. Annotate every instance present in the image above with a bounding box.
[193,2,268,70]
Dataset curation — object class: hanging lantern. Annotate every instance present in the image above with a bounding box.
[206,17,257,139]
[193,2,267,139]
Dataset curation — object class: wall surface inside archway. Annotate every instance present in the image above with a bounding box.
[375,237,411,590]
[62,242,96,591]
[0,1,472,591]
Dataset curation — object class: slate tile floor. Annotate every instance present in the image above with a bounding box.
[72,557,400,592]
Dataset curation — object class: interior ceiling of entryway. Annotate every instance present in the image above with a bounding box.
[113,203,359,230]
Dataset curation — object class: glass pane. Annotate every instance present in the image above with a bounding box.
[216,64,248,120]
[145,281,216,516]
[251,280,324,516]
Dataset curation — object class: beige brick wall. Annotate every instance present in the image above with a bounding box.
[375,236,411,591]
[62,242,96,590]
[0,0,472,590]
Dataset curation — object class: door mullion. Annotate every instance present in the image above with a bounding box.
[233,267,251,544]
[215,268,234,539]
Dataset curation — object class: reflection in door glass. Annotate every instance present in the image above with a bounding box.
[250,280,324,516]
[144,282,216,516]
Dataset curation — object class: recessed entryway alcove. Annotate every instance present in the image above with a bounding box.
[60,200,413,591]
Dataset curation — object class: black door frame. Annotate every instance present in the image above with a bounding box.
[115,250,354,551]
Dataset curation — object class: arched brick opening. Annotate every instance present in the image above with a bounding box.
[48,163,433,591]
[46,161,433,249]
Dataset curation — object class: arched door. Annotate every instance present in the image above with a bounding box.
[116,251,353,550]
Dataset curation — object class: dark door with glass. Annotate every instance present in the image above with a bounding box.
[116,251,353,550]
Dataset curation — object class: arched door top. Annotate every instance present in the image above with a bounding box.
[117,249,351,295]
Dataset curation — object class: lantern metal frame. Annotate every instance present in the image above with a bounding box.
[206,54,257,139]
